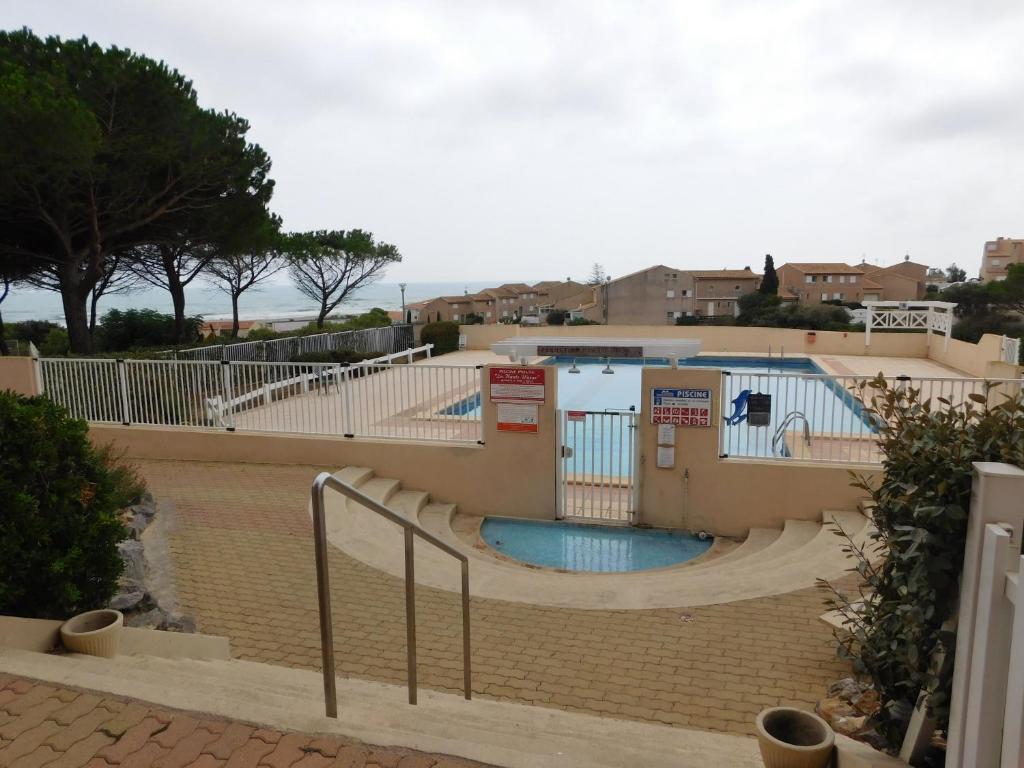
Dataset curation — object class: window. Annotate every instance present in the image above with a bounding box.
[682,289,692,297]
[485,311,491,318]
[805,275,815,283]
[502,310,509,318]
[666,290,675,298]
[833,292,842,300]
[825,275,833,283]
[821,293,828,301]
[839,275,846,284]
[452,314,460,321]
[666,312,675,324]
[992,259,1001,267]
[849,276,857,284]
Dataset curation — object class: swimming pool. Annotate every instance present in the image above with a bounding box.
[480,517,713,572]
[437,355,876,460]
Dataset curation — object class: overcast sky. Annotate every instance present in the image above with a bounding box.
[4,0,1023,283]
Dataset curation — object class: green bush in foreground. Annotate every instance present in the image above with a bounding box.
[0,391,138,619]
[421,321,460,354]
[821,377,1024,752]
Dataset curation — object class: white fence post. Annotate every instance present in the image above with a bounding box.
[220,360,235,431]
[947,462,1024,767]
[1004,557,1024,768]
[116,359,131,425]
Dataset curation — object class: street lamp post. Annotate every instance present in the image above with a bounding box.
[399,283,407,323]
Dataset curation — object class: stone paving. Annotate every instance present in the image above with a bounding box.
[142,460,850,737]
[0,674,486,767]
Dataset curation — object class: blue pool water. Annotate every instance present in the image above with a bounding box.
[481,518,713,572]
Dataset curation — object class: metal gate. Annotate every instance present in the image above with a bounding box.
[556,409,639,523]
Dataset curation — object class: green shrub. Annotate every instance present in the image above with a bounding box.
[421,321,460,354]
[96,309,202,351]
[0,392,134,619]
[822,378,1024,751]
[567,318,600,326]
[546,309,568,325]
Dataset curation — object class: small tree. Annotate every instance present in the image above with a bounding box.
[822,378,1024,750]
[421,321,460,354]
[988,263,1024,315]
[546,309,568,325]
[586,263,606,285]
[759,254,779,295]
[286,230,402,328]
[945,263,967,283]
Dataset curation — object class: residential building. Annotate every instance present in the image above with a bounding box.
[980,237,1024,282]
[690,270,763,319]
[856,257,928,302]
[775,263,877,305]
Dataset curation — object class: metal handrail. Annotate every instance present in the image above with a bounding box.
[771,410,811,456]
[310,471,471,717]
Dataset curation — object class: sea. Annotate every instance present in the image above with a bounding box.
[1,280,498,326]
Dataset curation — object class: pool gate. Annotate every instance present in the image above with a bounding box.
[555,409,639,523]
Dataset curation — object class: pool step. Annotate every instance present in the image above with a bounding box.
[320,466,875,609]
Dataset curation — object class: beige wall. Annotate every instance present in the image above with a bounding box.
[926,333,1020,378]
[862,270,923,302]
[459,323,931,359]
[0,356,40,396]
[606,266,692,325]
[636,367,877,536]
[87,363,558,522]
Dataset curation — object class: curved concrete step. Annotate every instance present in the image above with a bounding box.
[683,528,780,571]
[319,467,875,609]
[714,520,820,570]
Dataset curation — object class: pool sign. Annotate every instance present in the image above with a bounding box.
[496,403,539,434]
[490,366,546,402]
[651,387,712,427]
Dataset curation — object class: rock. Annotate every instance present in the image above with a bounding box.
[828,677,867,701]
[125,607,166,629]
[817,696,858,724]
[109,591,146,612]
[852,688,881,716]
[831,714,867,737]
[117,540,146,584]
[163,613,196,633]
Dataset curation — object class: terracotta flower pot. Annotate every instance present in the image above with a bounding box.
[755,707,835,768]
[60,609,123,658]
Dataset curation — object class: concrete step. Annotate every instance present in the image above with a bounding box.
[0,649,762,768]
[684,528,781,571]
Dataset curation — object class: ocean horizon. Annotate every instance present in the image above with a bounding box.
[2,280,502,326]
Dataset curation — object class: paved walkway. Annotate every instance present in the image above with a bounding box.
[0,674,485,767]
[143,460,849,737]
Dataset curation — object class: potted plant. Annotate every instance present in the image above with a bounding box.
[60,609,124,658]
[755,707,834,768]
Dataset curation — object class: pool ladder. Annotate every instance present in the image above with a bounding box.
[772,410,812,457]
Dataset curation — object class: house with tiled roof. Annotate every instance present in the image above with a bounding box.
[857,257,928,302]
[604,265,761,324]
[776,263,873,305]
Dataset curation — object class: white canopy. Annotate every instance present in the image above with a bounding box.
[491,337,702,362]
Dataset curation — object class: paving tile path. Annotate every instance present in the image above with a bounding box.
[141,460,850,737]
[0,675,485,767]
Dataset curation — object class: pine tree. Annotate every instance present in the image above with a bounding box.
[759,254,779,295]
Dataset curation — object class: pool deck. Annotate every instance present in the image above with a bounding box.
[142,459,852,738]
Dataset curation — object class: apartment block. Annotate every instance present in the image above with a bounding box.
[603,265,760,325]
[980,237,1024,282]
[776,263,879,305]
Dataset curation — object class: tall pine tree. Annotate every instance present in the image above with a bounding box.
[759,254,779,295]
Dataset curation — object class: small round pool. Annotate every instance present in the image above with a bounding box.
[480,518,712,573]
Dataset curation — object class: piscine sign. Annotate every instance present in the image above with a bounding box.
[496,403,539,434]
[651,387,712,427]
[489,367,546,402]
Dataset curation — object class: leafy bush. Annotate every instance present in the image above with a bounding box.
[567,318,600,326]
[40,327,70,356]
[821,378,1024,751]
[7,320,62,346]
[546,309,568,325]
[95,309,202,351]
[0,392,134,619]
[421,321,460,354]
[463,313,485,325]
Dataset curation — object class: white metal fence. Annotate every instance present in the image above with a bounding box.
[38,354,482,443]
[718,371,1023,465]
[166,324,415,362]
[1001,335,1021,365]
[556,410,639,522]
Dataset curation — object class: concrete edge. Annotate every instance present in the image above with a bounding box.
[0,615,231,660]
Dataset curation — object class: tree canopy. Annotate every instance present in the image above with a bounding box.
[759,254,778,295]
[285,229,402,328]
[0,29,274,353]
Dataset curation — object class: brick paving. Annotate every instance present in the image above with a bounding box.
[141,460,850,737]
[0,675,484,767]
